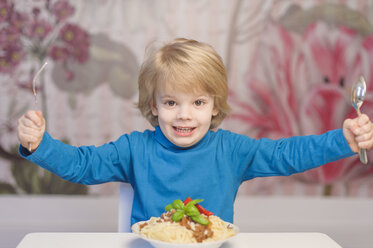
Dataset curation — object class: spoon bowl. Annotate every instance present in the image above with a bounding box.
[351,76,366,115]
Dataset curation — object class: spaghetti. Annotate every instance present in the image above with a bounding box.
[139,213,236,244]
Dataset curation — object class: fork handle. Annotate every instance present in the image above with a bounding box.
[359,148,368,164]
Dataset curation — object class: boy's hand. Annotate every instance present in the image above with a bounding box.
[17,110,46,152]
[343,114,373,153]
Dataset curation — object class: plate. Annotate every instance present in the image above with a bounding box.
[131,220,239,248]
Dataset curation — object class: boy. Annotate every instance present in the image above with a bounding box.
[18,38,373,226]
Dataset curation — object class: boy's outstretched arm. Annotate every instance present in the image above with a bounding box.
[17,110,46,152]
[343,114,373,153]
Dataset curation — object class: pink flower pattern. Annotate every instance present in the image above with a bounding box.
[230,22,373,185]
[58,24,89,63]
[0,0,90,83]
[0,0,10,23]
[51,0,74,22]
[26,19,53,40]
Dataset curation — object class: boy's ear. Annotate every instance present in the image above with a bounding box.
[150,100,158,116]
[212,107,219,116]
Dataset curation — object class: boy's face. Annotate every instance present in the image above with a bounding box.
[151,85,218,147]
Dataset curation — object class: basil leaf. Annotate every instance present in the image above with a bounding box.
[165,204,173,212]
[172,199,184,210]
[172,210,185,222]
[185,204,200,217]
[190,199,204,205]
[185,199,203,209]
[191,215,209,225]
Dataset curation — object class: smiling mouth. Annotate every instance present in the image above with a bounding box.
[173,126,196,136]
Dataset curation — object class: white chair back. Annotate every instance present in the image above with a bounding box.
[118,183,134,232]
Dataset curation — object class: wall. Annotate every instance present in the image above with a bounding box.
[1,195,373,248]
[2,0,373,197]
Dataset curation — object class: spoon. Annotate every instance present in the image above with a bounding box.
[351,76,368,164]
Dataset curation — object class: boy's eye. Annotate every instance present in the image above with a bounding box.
[165,100,176,106]
[194,100,205,106]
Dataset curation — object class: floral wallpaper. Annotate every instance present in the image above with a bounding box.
[229,2,373,196]
[1,0,373,196]
[0,0,91,194]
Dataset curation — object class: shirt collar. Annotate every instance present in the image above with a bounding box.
[154,126,210,151]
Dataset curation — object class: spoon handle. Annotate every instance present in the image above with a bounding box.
[356,111,368,164]
[359,149,368,164]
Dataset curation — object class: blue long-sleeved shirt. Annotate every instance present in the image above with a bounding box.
[19,126,354,225]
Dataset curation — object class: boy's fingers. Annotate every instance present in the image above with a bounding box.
[19,128,41,140]
[343,118,352,127]
[24,111,38,123]
[351,119,372,135]
[345,119,359,135]
[18,133,37,148]
[19,117,35,128]
[20,133,39,143]
[343,119,359,153]
[358,114,369,126]
[36,110,42,117]
[20,125,39,135]
[25,110,43,127]
[356,131,373,143]
[35,110,45,125]
[360,123,371,132]
[358,140,373,150]
[18,117,44,131]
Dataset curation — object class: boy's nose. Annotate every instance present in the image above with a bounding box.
[176,105,192,120]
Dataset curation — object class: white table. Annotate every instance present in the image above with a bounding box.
[16,232,342,248]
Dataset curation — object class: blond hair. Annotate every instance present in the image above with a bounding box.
[137,38,231,129]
